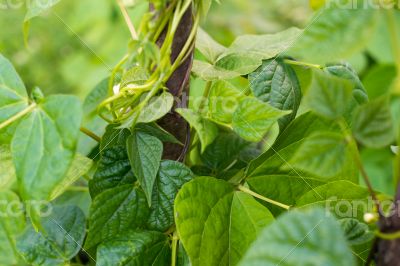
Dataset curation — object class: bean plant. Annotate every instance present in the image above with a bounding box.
[0,0,399,265]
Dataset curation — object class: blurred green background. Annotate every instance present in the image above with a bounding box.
[0,0,312,99]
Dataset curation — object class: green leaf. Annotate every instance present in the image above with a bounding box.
[324,63,368,104]
[97,231,170,266]
[208,80,244,124]
[352,97,395,148]
[247,175,325,215]
[17,205,86,266]
[89,145,136,199]
[85,185,150,249]
[249,58,301,128]
[192,28,302,80]
[0,54,29,143]
[192,60,242,81]
[49,154,93,201]
[232,98,290,142]
[0,145,16,190]
[100,124,131,150]
[176,108,218,152]
[339,218,373,246]
[0,191,25,265]
[295,181,370,221]
[136,123,182,145]
[127,131,163,206]
[200,132,248,172]
[307,70,353,119]
[289,7,376,63]
[196,28,227,63]
[175,177,274,266]
[246,112,357,183]
[249,58,302,129]
[136,91,174,124]
[12,95,82,201]
[146,160,193,231]
[289,132,351,179]
[238,208,355,266]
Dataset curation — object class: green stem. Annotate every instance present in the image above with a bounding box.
[336,119,379,204]
[0,103,36,131]
[171,231,179,266]
[80,127,101,142]
[238,185,291,210]
[198,81,212,112]
[116,0,138,39]
[283,59,323,70]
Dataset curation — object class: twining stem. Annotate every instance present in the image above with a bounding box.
[116,0,138,40]
[283,59,323,70]
[0,103,36,131]
[171,231,179,266]
[375,229,400,240]
[336,119,380,205]
[79,127,101,142]
[238,185,291,210]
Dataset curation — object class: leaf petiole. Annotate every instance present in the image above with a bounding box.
[171,231,179,266]
[0,102,36,131]
[283,59,323,70]
[79,127,101,142]
[238,185,291,210]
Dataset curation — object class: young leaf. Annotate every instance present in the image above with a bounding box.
[127,131,163,205]
[96,231,170,266]
[289,132,351,179]
[175,177,274,266]
[0,191,25,265]
[352,97,395,148]
[208,80,244,124]
[324,63,368,104]
[17,205,86,266]
[339,218,374,246]
[238,208,355,266]
[232,98,290,142]
[136,91,174,124]
[146,160,193,231]
[89,145,136,199]
[176,108,218,152]
[295,181,370,221]
[196,28,227,63]
[12,95,82,201]
[249,58,302,129]
[85,185,150,249]
[0,54,29,143]
[307,70,353,119]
